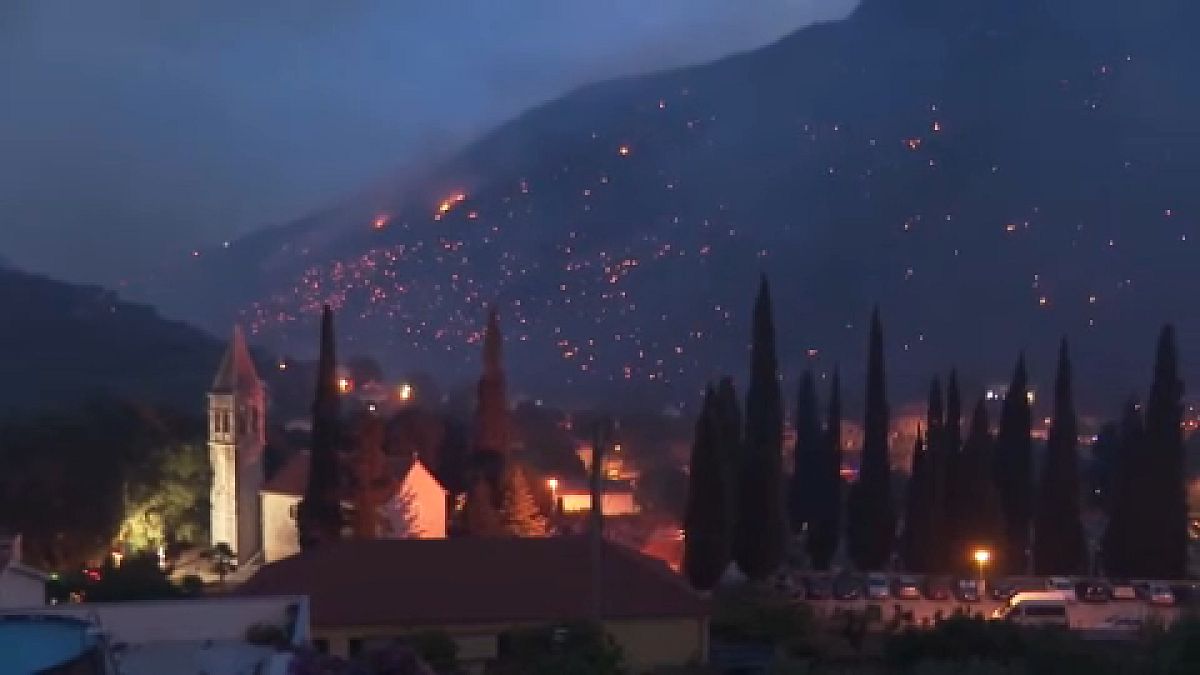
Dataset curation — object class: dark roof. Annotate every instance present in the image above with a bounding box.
[211,325,262,394]
[238,536,707,628]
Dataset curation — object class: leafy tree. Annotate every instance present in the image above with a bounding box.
[462,476,505,536]
[733,277,787,580]
[1140,324,1189,579]
[493,623,625,675]
[807,369,842,571]
[789,371,821,535]
[298,304,345,549]
[994,354,1032,575]
[847,307,895,571]
[1033,339,1086,575]
[52,552,185,603]
[683,387,732,591]
[211,542,236,585]
[120,442,210,550]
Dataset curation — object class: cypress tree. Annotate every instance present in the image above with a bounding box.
[847,307,895,571]
[941,370,964,570]
[962,399,1005,570]
[733,277,787,580]
[1141,325,1188,578]
[900,428,932,571]
[462,477,504,536]
[298,306,345,548]
[474,308,510,455]
[683,387,733,590]
[1102,399,1143,577]
[1033,339,1087,575]
[351,413,389,540]
[789,371,821,535]
[994,354,1033,575]
[807,369,842,570]
[924,378,948,572]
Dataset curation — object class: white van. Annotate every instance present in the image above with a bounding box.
[993,598,1070,628]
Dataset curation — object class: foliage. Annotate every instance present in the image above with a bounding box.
[1139,325,1189,579]
[299,304,345,549]
[492,622,625,675]
[958,400,1005,572]
[710,585,817,658]
[1102,399,1144,577]
[683,386,732,590]
[993,355,1032,576]
[1033,340,1086,575]
[847,307,895,571]
[246,622,290,647]
[790,371,822,536]
[210,541,236,583]
[120,442,210,551]
[734,277,787,580]
[401,630,460,675]
[50,552,183,603]
[351,413,393,539]
[806,370,842,571]
[500,463,549,536]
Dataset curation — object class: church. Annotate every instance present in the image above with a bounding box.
[207,326,447,566]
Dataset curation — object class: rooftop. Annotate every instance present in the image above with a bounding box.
[238,536,706,628]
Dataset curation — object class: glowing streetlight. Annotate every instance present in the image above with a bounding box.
[397,383,414,402]
[547,477,559,502]
[973,548,991,589]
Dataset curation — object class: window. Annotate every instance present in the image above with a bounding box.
[288,504,298,520]
[314,639,329,655]
[348,638,364,658]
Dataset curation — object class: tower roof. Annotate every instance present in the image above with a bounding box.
[212,325,263,394]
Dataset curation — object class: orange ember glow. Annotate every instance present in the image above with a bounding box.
[617,144,631,156]
[905,138,922,151]
[373,214,390,230]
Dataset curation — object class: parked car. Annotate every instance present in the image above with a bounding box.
[1046,577,1077,601]
[1110,581,1137,601]
[894,576,922,600]
[1077,580,1111,603]
[924,576,953,601]
[1100,615,1144,631]
[833,576,862,601]
[993,599,1069,628]
[1144,583,1175,606]
[955,579,982,603]
[804,576,833,600]
[989,579,1019,602]
[865,574,890,601]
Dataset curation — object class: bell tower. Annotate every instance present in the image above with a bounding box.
[209,325,266,564]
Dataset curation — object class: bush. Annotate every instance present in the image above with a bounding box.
[491,622,625,675]
[711,585,817,657]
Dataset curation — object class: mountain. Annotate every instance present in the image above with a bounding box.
[0,267,227,415]
[139,0,1200,411]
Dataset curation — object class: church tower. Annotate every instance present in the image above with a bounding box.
[209,325,266,564]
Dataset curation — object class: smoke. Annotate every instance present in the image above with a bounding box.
[0,0,857,283]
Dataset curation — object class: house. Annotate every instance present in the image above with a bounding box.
[261,453,448,563]
[0,534,48,608]
[238,536,709,672]
[0,594,308,675]
[555,479,640,516]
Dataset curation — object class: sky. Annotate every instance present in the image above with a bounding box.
[0,0,857,284]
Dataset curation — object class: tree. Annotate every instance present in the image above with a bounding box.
[1102,399,1143,577]
[493,623,625,675]
[500,463,549,537]
[120,442,210,551]
[941,370,964,572]
[923,378,948,573]
[474,307,510,455]
[683,387,733,591]
[298,305,345,549]
[1140,325,1189,578]
[1033,339,1086,575]
[352,414,391,540]
[733,277,788,580]
[994,354,1033,575]
[807,369,842,571]
[462,476,505,537]
[847,307,895,571]
[211,542,236,585]
[900,429,932,572]
[789,371,821,535]
[960,399,1005,571]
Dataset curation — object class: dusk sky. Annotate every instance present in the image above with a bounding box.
[0,0,856,283]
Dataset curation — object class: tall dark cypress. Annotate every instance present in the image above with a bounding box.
[1033,339,1087,575]
[900,428,932,572]
[1142,325,1188,578]
[924,378,948,572]
[683,386,733,591]
[807,369,842,570]
[941,370,964,570]
[789,371,821,535]
[994,354,1033,575]
[847,307,895,571]
[474,308,510,455]
[1102,399,1143,578]
[733,277,787,580]
[297,305,344,548]
[961,399,1005,571]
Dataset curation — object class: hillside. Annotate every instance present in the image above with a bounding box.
[140,0,1200,411]
[0,268,227,415]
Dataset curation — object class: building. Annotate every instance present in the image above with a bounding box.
[238,537,709,672]
[555,479,639,516]
[0,535,48,608]
[0,595,308,674]
[261,454,448,563]
[208,326,267,564]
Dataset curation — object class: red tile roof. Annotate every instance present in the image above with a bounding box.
[238,536,707,628]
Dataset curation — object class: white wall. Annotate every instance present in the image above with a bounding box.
[262,492,301,564]
[0,569,46,608]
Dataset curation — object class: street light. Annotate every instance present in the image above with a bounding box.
[547,477,559,502]
[973,548,991,593]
